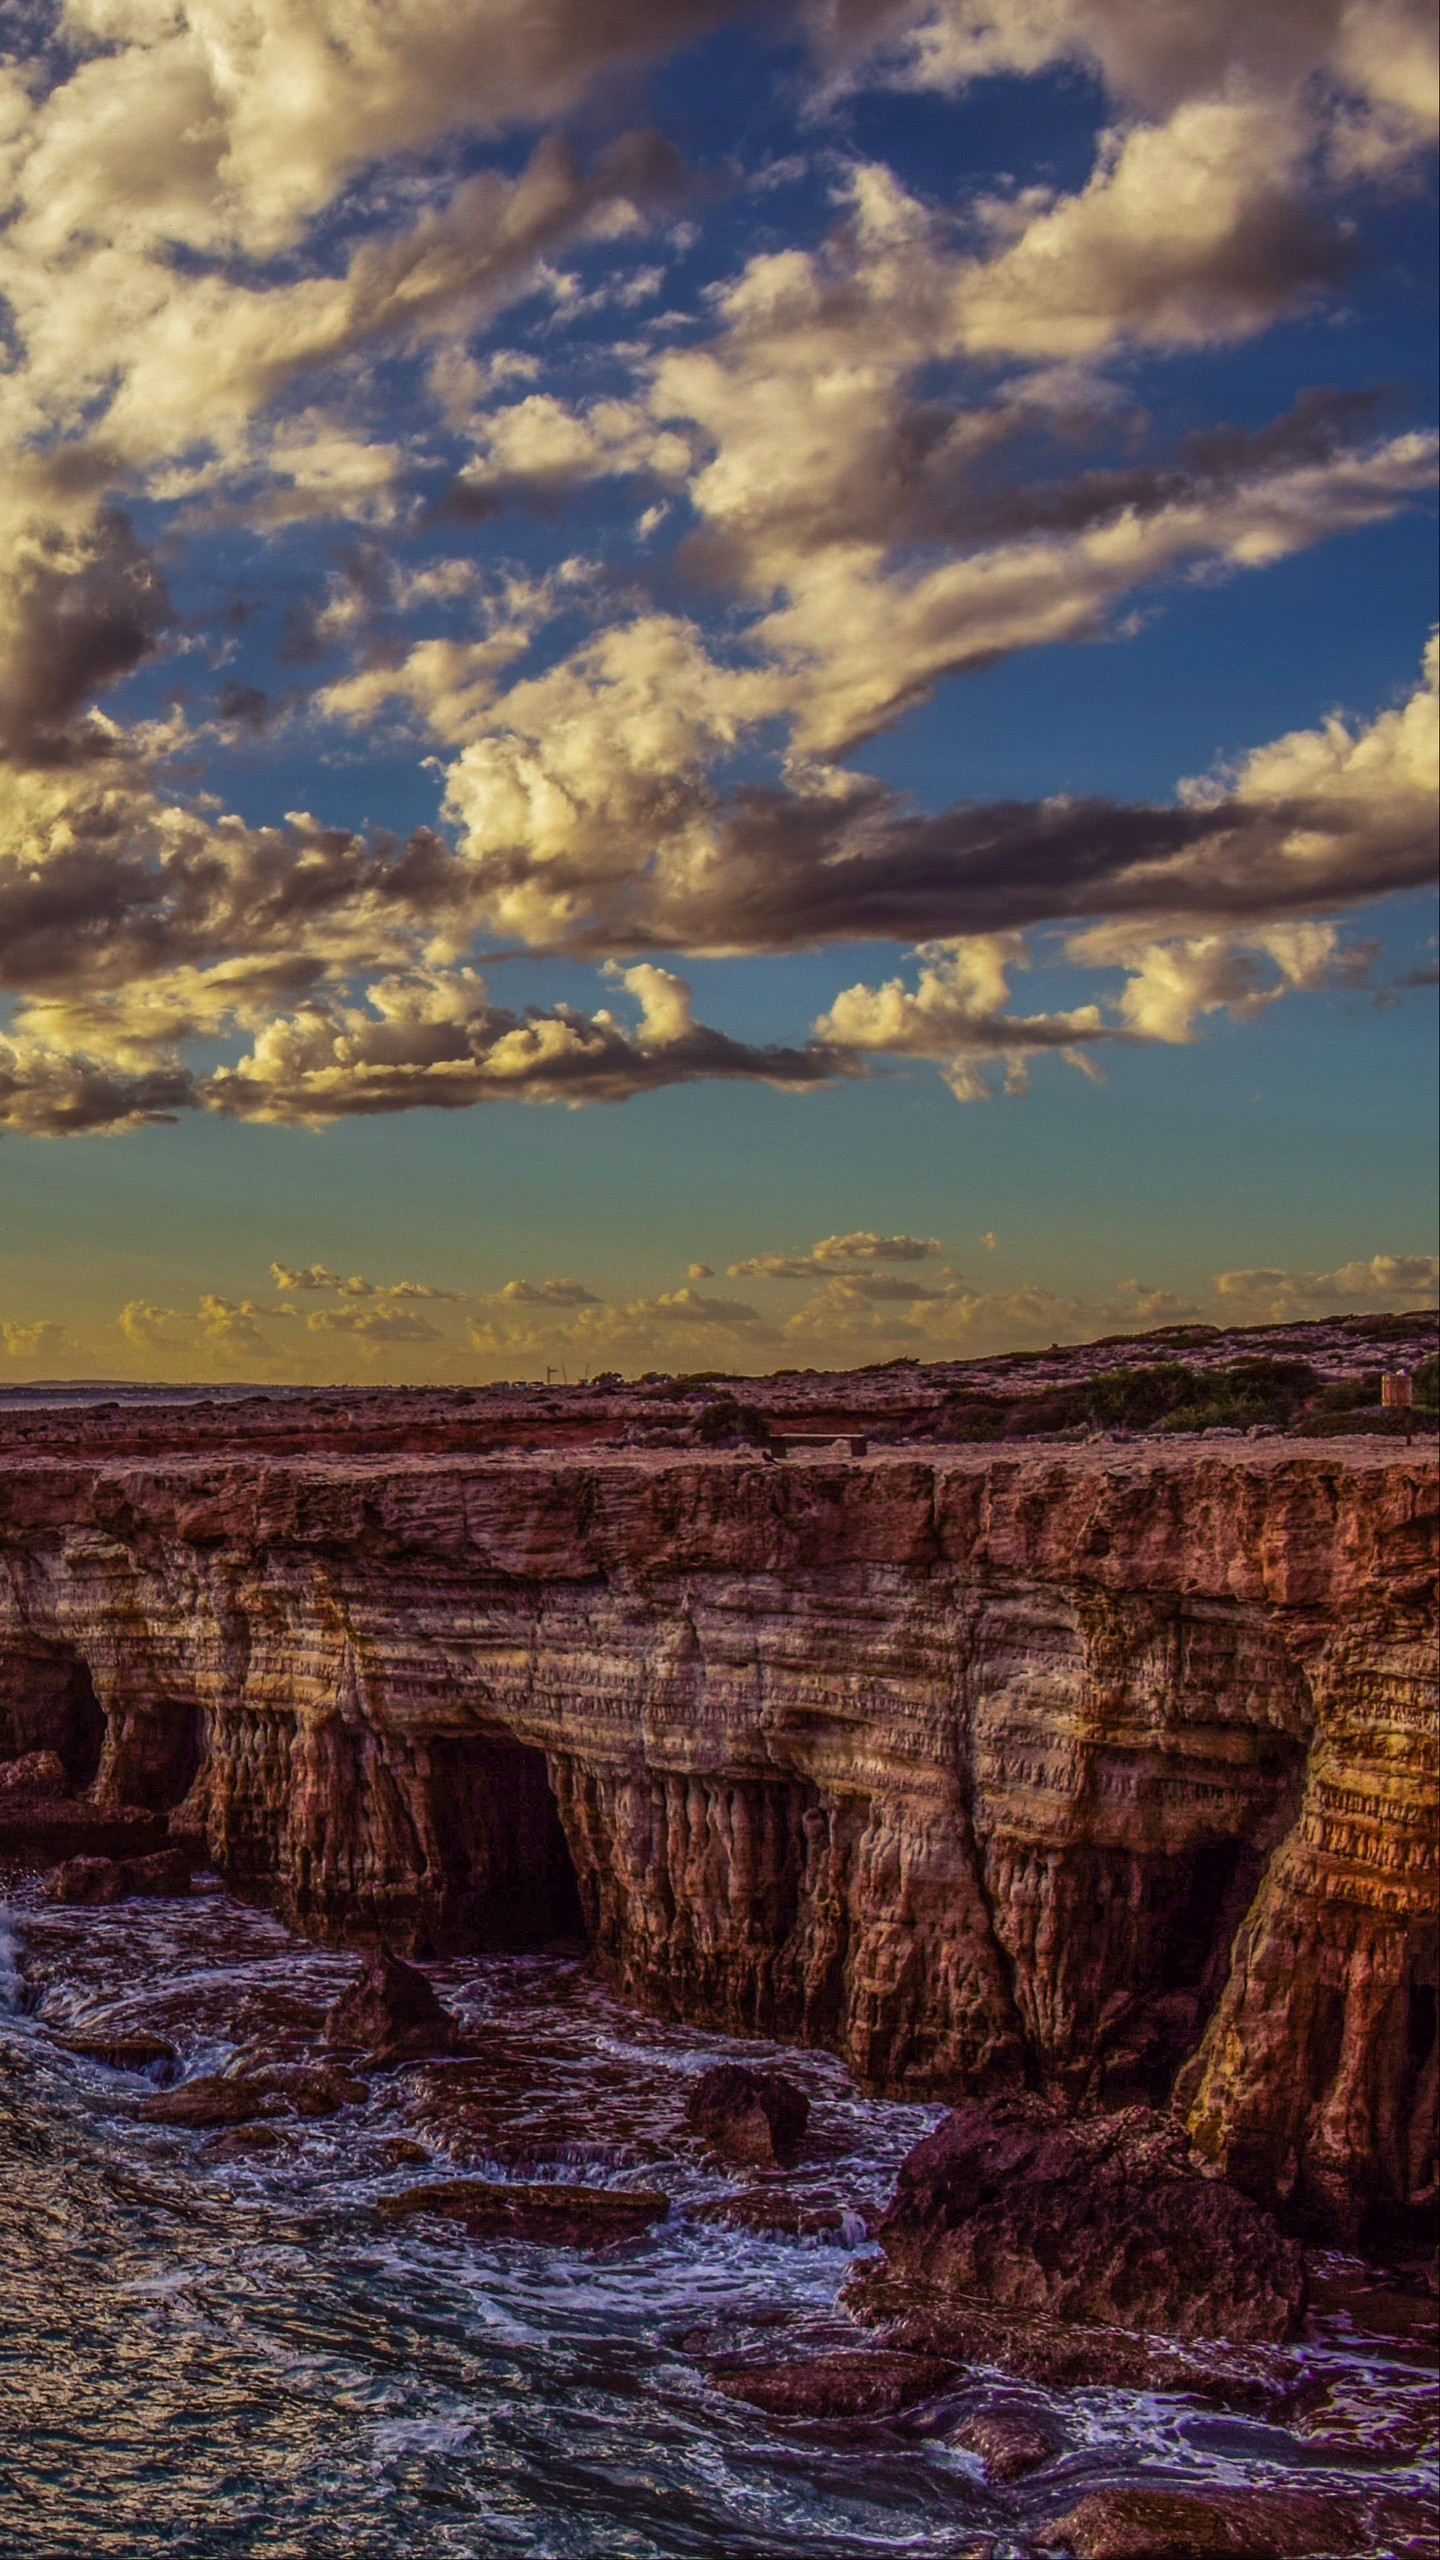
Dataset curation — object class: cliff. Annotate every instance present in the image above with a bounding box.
[0,1435,1434,2244]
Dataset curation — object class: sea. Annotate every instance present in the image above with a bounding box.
[0,1875,1434,2560]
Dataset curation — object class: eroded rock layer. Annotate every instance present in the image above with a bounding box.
[0,1439,1434,2241]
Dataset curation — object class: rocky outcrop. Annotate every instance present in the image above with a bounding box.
[857,2093,1307,2343]
[0,1435,1434,2242]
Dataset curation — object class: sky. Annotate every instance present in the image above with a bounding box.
[0,0,1436,1385]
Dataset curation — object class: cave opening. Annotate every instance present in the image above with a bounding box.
[0,1641,106,1790]
[424,1734,586,1954]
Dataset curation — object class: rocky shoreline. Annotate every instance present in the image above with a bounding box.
[1,1333,1436,2551]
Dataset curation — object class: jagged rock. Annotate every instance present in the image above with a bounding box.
[709,2348,958,2420]
[240,2061,370,2117]
[946,2404,1061,2478]
[683,2063,809,2167]
[45,1855,126,1904]
[324,1952,460,2065]
[0,1749,68,1796]
[869,2094,1306,2343]
[139,2074,279,2128]
[1045,2488,1366,2559]
[51,2030,177,2072]
[376,2178,668,2247]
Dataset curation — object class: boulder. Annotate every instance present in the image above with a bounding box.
[324,1951,459,2065]
[871,2094,1305,2344]
[139,2074,279,2129]
[682,2063,809,2167]
[948,2404,1061,2479]
[43,1847,193,1904]
[242,2061,370,2118]
[376,2177,668,2248]
[0,1749,69,1796]
[1046,2488,1366,2559]
[709,2348,957,2421]
[45,1855,126,1905]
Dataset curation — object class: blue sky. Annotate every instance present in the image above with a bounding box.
[0,0,1435,1380]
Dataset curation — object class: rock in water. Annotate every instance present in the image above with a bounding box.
[709,2349,957,2420]
[947,2404,1061,2479]
[683,2063,809,2166]
[376,2179,668,2248]
[1046,2487,1366,2558]
[138,2075,279,2129]
[324,1951,459,2064]
[45,1856,126,1905]
[44,1848,192,1904]
[870,2093,1306,2343]
[51,2031,177,2073]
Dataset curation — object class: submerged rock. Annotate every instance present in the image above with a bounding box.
[138,2074,280,2129]
[45,1856,126,1905]
[683,2063,809,2167]
[1045,2487,1366,2559]
[841,2273,1291,2403]
[869,2094,1305,2344]
[375,2177,668,2248]
[50,2030,177,2073]
[690,2187,864,2239]
[709,2348,957,2420]
[324,1952,460,2065]
[947,2403,1061,2479]
[242,2061,370,2117]
[204,2123,286,2160]
[44,1847,192,1904]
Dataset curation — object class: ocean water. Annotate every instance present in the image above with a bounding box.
[0,1875,1433,2560]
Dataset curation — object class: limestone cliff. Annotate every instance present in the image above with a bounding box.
[0,1438,1433,2243]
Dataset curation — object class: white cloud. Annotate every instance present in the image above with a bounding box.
[490,1277,598,1305]
[1215,1253,1440,1317]
[729,1230,942,1278]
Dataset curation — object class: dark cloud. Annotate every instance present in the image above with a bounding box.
[0,513,172,768]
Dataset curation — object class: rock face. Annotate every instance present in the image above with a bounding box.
[865,2093,1307,2343]
[0,1432,1434,2243]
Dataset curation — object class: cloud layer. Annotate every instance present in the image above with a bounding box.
[0,0,1433,1139]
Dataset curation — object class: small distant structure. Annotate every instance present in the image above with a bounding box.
[1382,1370,1415,1408]
[769,1431,870,1458]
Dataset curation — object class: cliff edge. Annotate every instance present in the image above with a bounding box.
[1,1431,1434,2245]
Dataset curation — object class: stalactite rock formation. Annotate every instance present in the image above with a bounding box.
[0,1439,1434,2242]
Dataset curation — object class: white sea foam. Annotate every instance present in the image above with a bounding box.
[372,2417,476,2456]
[0,1907,23,2013]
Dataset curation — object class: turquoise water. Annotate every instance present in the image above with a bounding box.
[1,1881,1434,2560]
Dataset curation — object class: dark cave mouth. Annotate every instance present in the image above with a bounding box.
[0,1642,106,1791]
[425,1732,587,1953]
